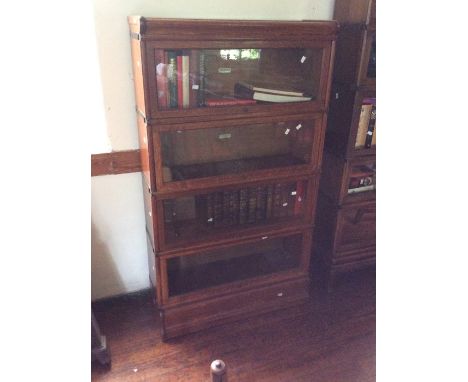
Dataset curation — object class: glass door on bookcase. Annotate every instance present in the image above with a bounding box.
[157,178,313,250]
[162,231,307,301]
[149,46,329,115]
[154,116,323,189]
[359,31,376,86]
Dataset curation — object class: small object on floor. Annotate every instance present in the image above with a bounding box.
[92,310,111,366]
[210,359,227,382]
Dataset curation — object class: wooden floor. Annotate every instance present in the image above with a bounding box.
[92,269,375,381]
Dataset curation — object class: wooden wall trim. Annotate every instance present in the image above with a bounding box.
[91,149,142,176]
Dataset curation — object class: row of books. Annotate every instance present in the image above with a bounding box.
[355,98,376,149]
[156,50,205,109]
[205,182,304,228]
[155,50,312,109]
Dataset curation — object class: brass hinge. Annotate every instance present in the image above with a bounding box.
[130,32,141,40]
[136,108,147,124]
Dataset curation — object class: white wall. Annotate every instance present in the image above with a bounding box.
[91,0,335,300]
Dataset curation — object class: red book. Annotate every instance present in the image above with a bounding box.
[177,55,183,109]
[294,181,304,215]
[205,98,257,107]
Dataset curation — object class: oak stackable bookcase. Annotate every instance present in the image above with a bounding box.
[313,0,376,289]
[128,16,337,339]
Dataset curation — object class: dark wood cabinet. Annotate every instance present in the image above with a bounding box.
[313,0,376,288]
[128,17,337,339]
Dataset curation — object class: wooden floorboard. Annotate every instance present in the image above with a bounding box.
[92,269,375,381]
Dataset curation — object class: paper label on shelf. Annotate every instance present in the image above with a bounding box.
[207,217,213,222]
[282,202,288,207]
[284,128,290,135]
[295,124,302,130]
[192,84,199,90]
[218,133,232,140]
[300,56,307,63]
[291,191,297,195]
[218,67,232,74]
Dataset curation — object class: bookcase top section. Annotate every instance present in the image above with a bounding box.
[128,16,339,42]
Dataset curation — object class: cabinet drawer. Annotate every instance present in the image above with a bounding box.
[334,202,375,252]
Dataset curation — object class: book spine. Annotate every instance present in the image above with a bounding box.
[294,181,304,215]
[223,190,231,226]
[232,190,239,225]
[247,187,257,223]
[167,51,178,108]
[213,192,223,228]
[206,193,214,225]
[205,99,257,107]
[273,183,282,218]
[355,104,372,148]
[177,55,183,109]
[371,123,376,146]
[255,186,267,221]
[365,105,377,148]
[189,50,199,107]
[182,55,190,108]
[198,51,206,106]
[239,189,248,225]
[266,184,274,220]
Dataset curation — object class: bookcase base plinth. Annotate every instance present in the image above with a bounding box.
[159,276,309,340]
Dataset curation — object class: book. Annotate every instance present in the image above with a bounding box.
[177,55,183,109]
[205,98,257,107]
[182,55,190,108]
[371,123,376,146]
[206,193,214,225]
[272,183,282,217]
[347,184,376,194]
[247,187,258,223]
[167,51,178,108]
[189,50,200,107]
[294,181,304,216]
[234,82,312,103]
[355,104,372,148]
[236,81,305,97]
[265,185,274,219]
[365,105,376,148]
[239,188,248,224]
[255,186,266,221]
[198,51,206,106]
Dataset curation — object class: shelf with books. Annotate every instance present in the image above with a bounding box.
[152,47,326,114]
[325,85,376,158]
[153,114,325,191]
[156,177,314,250]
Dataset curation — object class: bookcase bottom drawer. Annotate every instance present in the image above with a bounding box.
[332,246,375,271]
[335,202,375,252]
[160,277,309,340]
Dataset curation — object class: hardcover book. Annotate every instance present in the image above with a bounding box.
[234,82,312,103]
[167,51,178,108]
[365,105,376,148]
